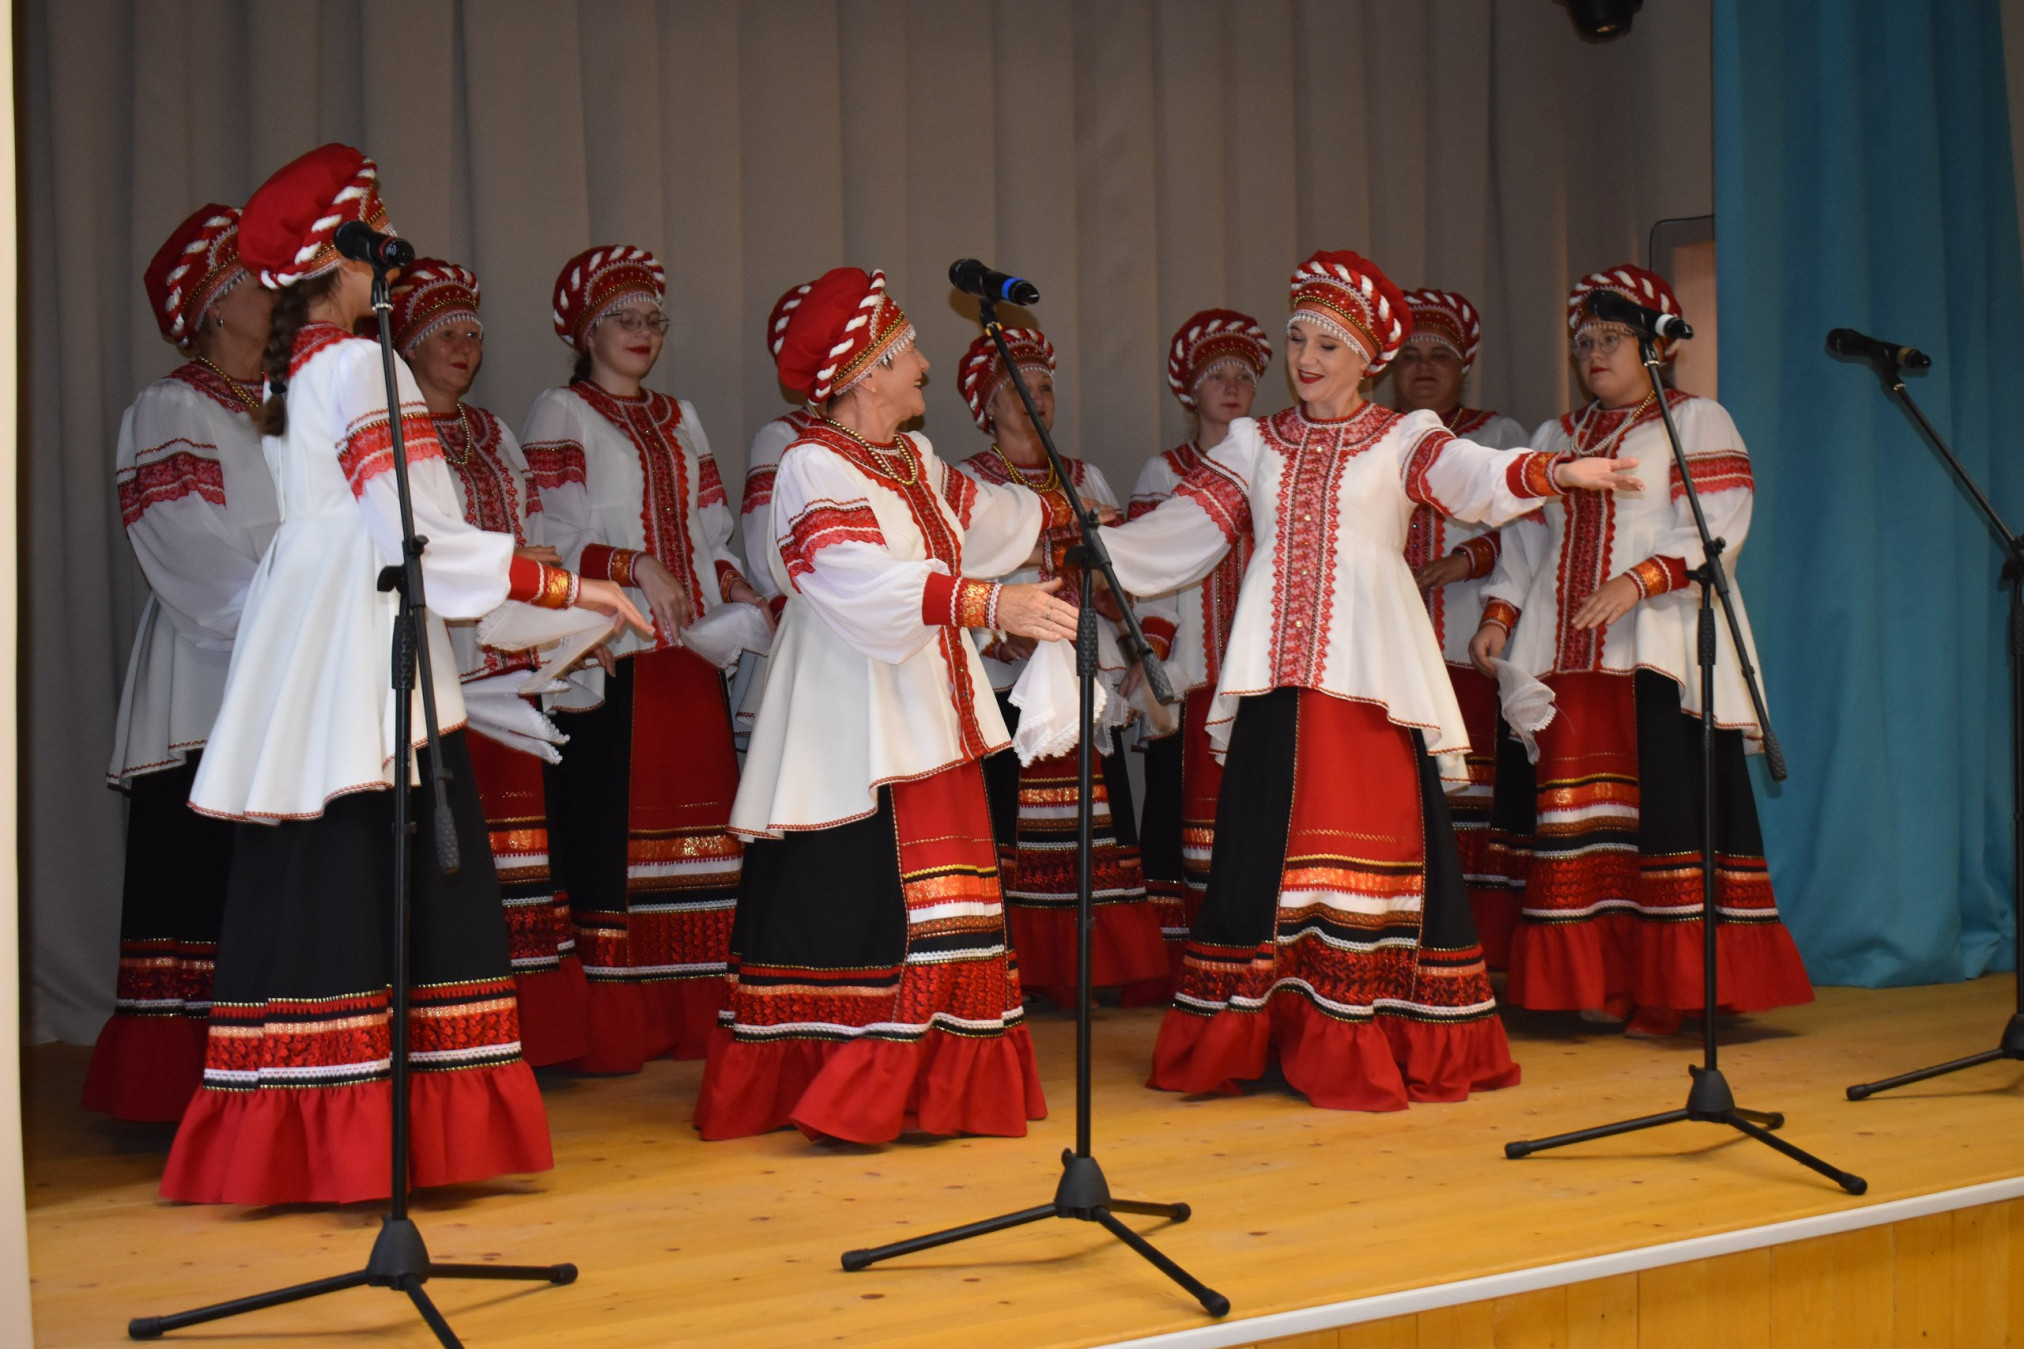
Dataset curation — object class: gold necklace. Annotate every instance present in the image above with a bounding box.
[1573,391,1656,458]
[193,356,263,415]
[437,403,475,468]
[821,416,918,486]
[989,441,1059,494]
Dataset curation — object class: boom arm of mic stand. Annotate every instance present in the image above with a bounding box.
[1639,338,1788,782]
[980,302,1178,707]
[370,271,462,874]
[1870,362,2024,575]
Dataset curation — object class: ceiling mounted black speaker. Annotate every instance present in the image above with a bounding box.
[1563,0,1644,41]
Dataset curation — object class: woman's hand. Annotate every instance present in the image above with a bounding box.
[514,544,563,565]
[996,577,1080,643]
[724,574,776,632]
[1092,503,1121,526]
[576,578,652,640]
[1570,573,1641,630]
[633,555,694,644]
[991,634,1039,664]
[1553,455,1643,495]
[1468,621,1509,678]
[1415,552,1472,592]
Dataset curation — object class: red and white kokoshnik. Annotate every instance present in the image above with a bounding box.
[1288,249,1411,373]
[389,258,481,356]
[551,245,666,349]
[1165,308,1272,410]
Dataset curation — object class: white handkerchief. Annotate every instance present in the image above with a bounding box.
[680,603,776,670]
[1490,657,1558,764]
[461,669,571,764]
[1009,637,1109,766]
[476,602,619,696]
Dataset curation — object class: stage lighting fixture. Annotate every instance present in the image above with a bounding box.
[1563,0,1643,41]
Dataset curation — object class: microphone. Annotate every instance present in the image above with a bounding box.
[1826,327,1932,371]
[950,258,1040,307]
[1589,288,1693,343]
[334,220,416,270]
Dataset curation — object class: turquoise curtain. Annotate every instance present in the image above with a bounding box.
[1715,0,2024,984]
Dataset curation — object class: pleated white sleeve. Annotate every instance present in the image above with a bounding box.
[338,345,516,621]
[1399,417,1566,529]
[678,399,747,596]
[518,388,595,572]
[1650,399,1755,571]
[772,445,961,666]
[117,391,259,647]
[1099,423,1260,598]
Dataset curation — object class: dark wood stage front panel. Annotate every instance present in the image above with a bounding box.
[24,977,2024,1347]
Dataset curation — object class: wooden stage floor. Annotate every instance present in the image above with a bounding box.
[23,977,2024,1347]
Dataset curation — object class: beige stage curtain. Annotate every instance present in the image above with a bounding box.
[20,0,1712,1044]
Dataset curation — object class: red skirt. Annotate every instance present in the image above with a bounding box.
[465,730,590,1067]
[697,760,1046,1144]
[1150,689,1519,1111]
[544,646,739,1073]
[1500,670,1813,1015]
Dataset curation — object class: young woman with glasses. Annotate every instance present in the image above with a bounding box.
[518,245,771,1074]
[1467,265,1811,1038]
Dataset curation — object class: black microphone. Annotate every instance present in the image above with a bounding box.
[1826,327,1932,371]
[1589,288,1693,343]
[334,220,416,270]
[950,258,1040,306]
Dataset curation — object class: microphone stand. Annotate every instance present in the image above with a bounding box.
[1845,352,2024,1099]
[130,266,577,1346]
[840,296,1229,1317]
[1502,332,1867,1195]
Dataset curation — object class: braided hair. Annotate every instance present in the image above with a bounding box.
[258,272,340,436]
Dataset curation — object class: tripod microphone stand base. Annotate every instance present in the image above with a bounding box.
[1847,1012,2024,1100]
[1505,1063,1868,1195]
[128,1213,576,1346]
[841,1149,1230,1317]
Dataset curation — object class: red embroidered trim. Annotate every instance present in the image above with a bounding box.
[1450,407,1496,436]
[714,559,746,599]
[1672,450,1754,501]
[940,461,979,529]
[1507,451,1562,499]
[1402,428,1459,512]
[337,405,444,498]
[168,361,259,419]
[568,382,704,617]
[1480,598,1520,633]
[522,442,588,504]
[437,406,524,542]
[288,321,363,378]
[1261,405,1397,689]
[781,499,885,581]
[954,579,998,629]
[1458,533,1501,579]
[698,455,728,510]
[119,443,226,527]
[742,465,777,516]
[1173,457,1252,547]
[1628,555,1689,598]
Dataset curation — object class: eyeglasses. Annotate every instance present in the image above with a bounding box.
[1569,330,1628,359]
[599,309,671,336]
[434,326,484,345]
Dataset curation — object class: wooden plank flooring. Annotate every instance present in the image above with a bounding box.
[23,977,2024,1348]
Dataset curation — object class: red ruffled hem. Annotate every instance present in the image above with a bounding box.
[1470,892,1520,971]
[1008,901,1170,1002]
[1148,994,1520,1112]
[81,1015,207,1123]
[572,976,724,1074]
[515,957,591,1068]
[159,1063,554,1206]
[694,1025,1047,1144]
[1504,912,1815,1013]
